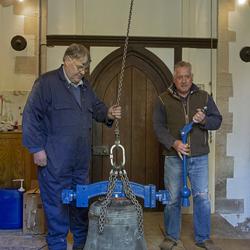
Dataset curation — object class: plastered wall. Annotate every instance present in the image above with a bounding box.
[0,0,39,125]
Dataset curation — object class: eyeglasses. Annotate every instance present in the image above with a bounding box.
[69,57,90,73]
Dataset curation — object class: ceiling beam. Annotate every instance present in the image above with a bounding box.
[47,35,217,49]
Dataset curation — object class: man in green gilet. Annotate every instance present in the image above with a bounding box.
[153,61,222,250]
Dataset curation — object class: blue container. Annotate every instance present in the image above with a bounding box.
[0,189,23,229]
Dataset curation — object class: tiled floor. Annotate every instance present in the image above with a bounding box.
[1,212,250,249]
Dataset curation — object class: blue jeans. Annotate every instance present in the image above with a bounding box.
[163,155,210,243]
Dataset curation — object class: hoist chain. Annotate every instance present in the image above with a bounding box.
[98,171,118,233]
[98,170,144,238]
[120,171,144,237]
[98,0,144,239]
[114,0,134,141]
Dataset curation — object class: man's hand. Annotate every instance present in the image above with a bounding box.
[193,108,206,124]
[107,105,122,120]
[33,150,47,167]
[173,140,190,156]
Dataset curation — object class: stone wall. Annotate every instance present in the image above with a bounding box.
[215,0,244,215]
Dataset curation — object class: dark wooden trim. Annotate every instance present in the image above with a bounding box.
[174,47,182,64]
[47,35,217,49]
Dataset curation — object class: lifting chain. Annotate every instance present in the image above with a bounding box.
[114,0,134,143]
[98,0,144,238]
[120,170,144,237]
[98,170,118,233]
[98,170,144,238]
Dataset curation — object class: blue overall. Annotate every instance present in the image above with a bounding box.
[22,66,111,250]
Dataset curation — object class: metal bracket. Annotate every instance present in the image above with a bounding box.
[92,145,109,156]
[62,180,169,208]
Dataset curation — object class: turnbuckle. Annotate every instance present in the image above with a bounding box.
[110,143,126,169]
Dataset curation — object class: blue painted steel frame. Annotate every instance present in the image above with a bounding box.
[62,180,169,208]
[62,122,195,208]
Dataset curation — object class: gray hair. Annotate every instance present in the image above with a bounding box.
[174,61,192,72]
[63,43,91,63]
[173,61,192,78]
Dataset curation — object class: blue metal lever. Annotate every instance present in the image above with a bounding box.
[180,122,193,207]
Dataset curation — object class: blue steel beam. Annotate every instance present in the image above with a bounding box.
[62,180,169,208]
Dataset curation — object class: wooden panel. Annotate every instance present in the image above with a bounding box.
[131,67,146,183]
[0,137,11,186]
[146,79,160,186]
[117,67,132,177]
[0,132,36,190]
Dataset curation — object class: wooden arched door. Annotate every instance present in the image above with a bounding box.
[90,46,172,190]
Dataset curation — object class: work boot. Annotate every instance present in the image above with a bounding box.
[195,239,222,250]
[159,237,186,250]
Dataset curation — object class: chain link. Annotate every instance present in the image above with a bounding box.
[98,0,144,239]
[98,171,118,233]
[98,169,144,238]
[114,0,134,137]
[120,170,144,238]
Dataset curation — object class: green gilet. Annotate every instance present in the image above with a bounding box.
[159,88,209,156]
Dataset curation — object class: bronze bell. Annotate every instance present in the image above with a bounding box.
[84,198,147,250]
